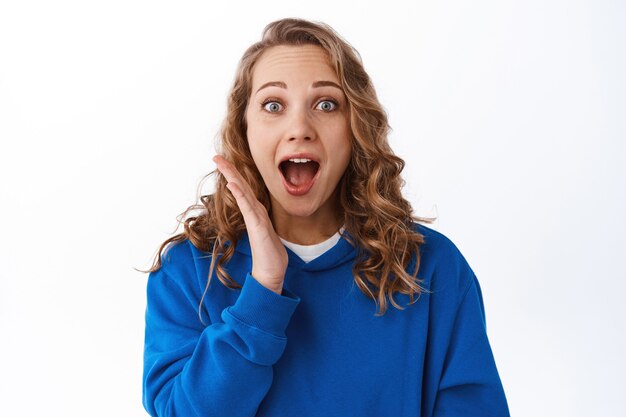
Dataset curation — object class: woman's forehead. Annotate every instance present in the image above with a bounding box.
[251,45,338,87]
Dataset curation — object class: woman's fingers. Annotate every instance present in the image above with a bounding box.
[213,155,260,222]
[224,181,262,228]
[213,155,254,197]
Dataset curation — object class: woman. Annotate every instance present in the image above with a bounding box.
[142,18,510,417]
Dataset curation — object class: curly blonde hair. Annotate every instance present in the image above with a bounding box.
[145,18,436,318]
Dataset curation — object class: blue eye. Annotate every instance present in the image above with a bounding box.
[317,100,337,112]
[262,101,283,113]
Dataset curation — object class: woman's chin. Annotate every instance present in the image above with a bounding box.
[267,180,341,222]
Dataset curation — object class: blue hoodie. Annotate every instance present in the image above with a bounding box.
[142,223,510,416]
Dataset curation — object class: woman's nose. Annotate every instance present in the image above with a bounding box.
[287,108,316,142]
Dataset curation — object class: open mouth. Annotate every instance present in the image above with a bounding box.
[279,158,320,195]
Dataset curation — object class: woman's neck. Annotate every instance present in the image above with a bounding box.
[270,202,344,245]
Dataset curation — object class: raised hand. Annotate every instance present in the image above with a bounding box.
[213,155,289,295]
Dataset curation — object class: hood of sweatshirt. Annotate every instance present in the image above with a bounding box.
[234,229,358,273]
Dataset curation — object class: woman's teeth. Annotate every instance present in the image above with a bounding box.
[288,158,312,163]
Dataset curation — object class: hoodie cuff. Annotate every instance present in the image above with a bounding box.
[225,272,300,338]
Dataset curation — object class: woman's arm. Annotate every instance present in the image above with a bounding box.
[142,260,300,417]
[433,275,510,417]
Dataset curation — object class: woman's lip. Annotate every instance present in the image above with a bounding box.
[280,163,321,196]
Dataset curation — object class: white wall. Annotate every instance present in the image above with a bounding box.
[0,1,624,416]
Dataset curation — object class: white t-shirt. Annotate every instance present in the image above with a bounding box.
[280,226,346,263]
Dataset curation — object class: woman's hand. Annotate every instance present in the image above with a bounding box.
[213,155,288,295]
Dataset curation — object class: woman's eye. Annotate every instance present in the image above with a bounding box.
[262,101,283,113]
[317,100,337,112]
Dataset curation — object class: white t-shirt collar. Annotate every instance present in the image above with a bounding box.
[280,225,346,263]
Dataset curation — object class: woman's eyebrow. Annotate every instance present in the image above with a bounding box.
[255,80,342,94]
[311,80,342,90]
[256,81,287,93]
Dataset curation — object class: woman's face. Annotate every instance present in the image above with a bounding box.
[245,44,352,222]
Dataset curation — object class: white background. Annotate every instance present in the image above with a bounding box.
[1,1,624,416]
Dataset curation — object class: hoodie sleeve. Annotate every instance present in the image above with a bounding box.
[142,249,301,417]
[433,275,510,417]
